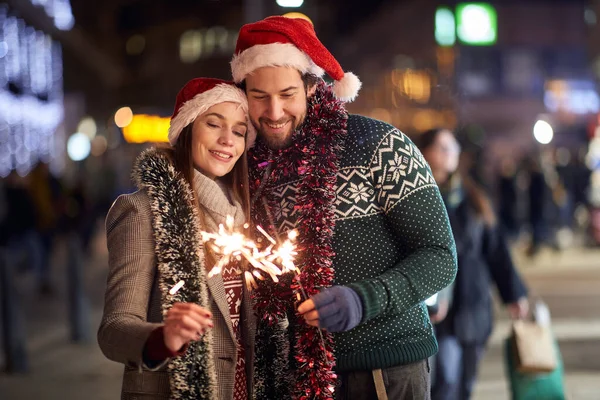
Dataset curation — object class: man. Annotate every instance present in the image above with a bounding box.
[232,16,457,400]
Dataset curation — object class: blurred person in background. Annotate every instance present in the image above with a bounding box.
[61,173,96,254]
[526,150,570,255]
[93,153,118,219]
[572,148,593,243]
[526,155,548,256]
[573,148,592,210]
[497,157,520,241]
[98,78,256,400]
[418,128,529,400]
[27,162,64,294]
[0,172,43,275]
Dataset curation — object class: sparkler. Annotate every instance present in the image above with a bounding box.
[199,215,299,291]
[201,213,326,349]
[169,280,185,295]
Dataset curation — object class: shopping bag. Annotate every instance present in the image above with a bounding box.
[511,319,557,373]
[504,335,566,400]
[504,300,565,400]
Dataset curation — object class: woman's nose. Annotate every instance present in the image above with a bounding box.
[218,129,235,146]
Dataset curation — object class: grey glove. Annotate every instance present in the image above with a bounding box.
[311,286,363,332]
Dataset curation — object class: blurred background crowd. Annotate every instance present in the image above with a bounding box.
[0,0,600,399]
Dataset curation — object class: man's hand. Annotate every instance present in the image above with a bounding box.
[507,297,529,320]
[429,300,449,324]
[297,299,320,327]
[163,303,213,352]
[297,286,363,332]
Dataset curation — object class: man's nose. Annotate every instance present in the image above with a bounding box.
[266,97,285,121]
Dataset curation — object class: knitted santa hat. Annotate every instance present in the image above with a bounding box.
[231,16,361,102]
[168,77,256,147]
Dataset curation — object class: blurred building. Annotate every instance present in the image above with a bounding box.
[336,0,597,177]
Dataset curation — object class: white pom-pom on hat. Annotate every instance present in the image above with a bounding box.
[332,72,362,103]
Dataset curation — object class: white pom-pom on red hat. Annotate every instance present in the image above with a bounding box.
[333,72,362,103]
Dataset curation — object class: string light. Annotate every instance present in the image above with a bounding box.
[0,10,65,177]
[31,0,75,31]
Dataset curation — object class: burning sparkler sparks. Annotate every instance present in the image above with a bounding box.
[199,215,299,291]
[201,215,328,358]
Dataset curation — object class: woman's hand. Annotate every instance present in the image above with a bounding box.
[507,297,529,320]
[163,303,213,352]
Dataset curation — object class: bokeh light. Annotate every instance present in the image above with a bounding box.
[77,116,97,139]
[277,0,304,7]
[533,120,554,144]
[67,132,91,161]
[90,135,108,157]
[126,34,146,55]
[114,107,133,128]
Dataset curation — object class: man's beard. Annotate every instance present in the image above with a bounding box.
[254,115,306,150]
[259,129,294,150]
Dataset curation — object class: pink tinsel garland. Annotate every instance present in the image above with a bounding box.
[249,81,347,399]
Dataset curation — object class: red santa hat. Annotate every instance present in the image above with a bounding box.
[169,77,256,147]
[231,16,361,102]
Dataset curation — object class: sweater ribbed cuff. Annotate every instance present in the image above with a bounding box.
[347,281,382,323]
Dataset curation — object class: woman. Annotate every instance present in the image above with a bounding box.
[98,78,256,400]
[418,128,529,400]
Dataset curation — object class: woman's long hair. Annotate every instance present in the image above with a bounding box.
[162,122,251,270]
[419,128,496,227]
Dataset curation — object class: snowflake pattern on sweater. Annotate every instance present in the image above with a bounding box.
[269,121,436,226]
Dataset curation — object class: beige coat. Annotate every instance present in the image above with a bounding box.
[98,149,255,400]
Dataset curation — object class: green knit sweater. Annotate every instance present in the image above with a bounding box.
[263,114,457,371]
